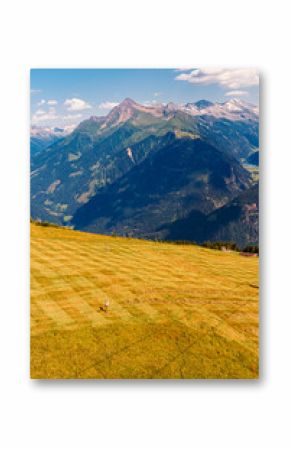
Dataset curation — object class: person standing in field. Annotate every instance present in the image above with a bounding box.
[103,298,110,313]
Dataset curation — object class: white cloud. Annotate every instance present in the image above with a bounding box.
[31,89,42,94]
[143,100,158,106]
[174,68,193,72]
[99,101,119,110]
[154,92,162,97]
[225,90,249,97]
[32,109,59,123]
[32,102,84,125]
[175,68,259,89]
[36,99,57,106]
[63,113,83,121]
[64,98,91,111]
[34,108,46,116]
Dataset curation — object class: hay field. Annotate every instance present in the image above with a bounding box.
[30,223,259,379]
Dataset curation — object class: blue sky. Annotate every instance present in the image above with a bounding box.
[31,68,259,127]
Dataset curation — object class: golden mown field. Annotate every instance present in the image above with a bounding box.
[30,223,259,379]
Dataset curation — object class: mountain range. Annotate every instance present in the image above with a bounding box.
[30,125,75,155]
[30,98,259,247]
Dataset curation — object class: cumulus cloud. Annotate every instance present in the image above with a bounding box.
[34,108,46,116]
[64,98,91,111]
[225,90,249,97]
[32,101,84,125]
[154,92,162,97]
[99,101,119,110]
[63,113,83,121]
[37,99,46,106]
[32,109,59,123]
[175,68,259,89]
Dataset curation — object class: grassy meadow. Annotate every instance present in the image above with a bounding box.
[30,223,259,379]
